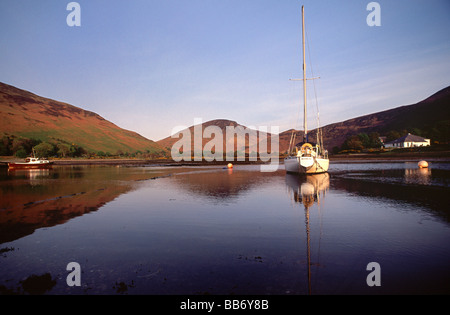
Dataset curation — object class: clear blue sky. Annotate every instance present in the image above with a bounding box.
[1,0,449,141]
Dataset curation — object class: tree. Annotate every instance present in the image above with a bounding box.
[57,143,70,157]
[116,150,124,157]
[70,144,86,157]
[12,138,26,153]
[0,136,12,156]
[15,148,27,158]
[332,146,340,155]
[343,135,364,151]
[368,132,382,148]
[357,133,370,148]
[34,142,55,158]
[386,130,401,142]
[411,128,423,137]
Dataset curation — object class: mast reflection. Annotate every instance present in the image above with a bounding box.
[285,173,329,294]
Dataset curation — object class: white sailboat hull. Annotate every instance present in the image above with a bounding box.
[284,156,329,174]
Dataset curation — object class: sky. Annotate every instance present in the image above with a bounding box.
[1,0,449,141]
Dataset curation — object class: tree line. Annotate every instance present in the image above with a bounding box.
[333,132,382,154]
[0,134,167,159]
[333,123,449,154]
[0,135,86,158]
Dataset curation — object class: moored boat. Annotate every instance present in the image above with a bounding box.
[284,6,329,175]
[8,152,53,170]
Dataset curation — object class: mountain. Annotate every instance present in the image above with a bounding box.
[0,82,166,155]
[157,86,450,155]
[279,86,450,151]
[157,119,276,156]
[2,81,447,159]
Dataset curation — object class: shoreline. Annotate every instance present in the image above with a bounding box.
[329,150,450,163]
[2,156,449,169]
[1,149,449,167]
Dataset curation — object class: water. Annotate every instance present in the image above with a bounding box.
[0,160,449,295]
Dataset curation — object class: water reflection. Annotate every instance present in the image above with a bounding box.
[7,169,51,182]
[285,173,329,210]
[331,167,450,222]
[285,173,330,295]
[404,167,431,185]
[171,167,285,202]
[0,166,170,244]
[1,163,449,295]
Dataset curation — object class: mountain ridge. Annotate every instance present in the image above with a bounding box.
[1,81,448,157]
[315,85,450,150]
[0,82,165,156]
[156,85,450,153]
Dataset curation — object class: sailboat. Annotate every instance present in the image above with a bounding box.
[284,6,329,174]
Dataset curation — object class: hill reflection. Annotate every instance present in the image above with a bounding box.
[170,167,286,202]
[0,166,168,244]
[331,168,450,223]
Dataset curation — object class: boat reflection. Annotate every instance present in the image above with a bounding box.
[285,173,329,210]
[7,169,51,183]
[285,173,329,295]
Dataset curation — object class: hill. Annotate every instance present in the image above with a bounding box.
[279,86,450,151]
[0,82,166,156]
[157,86,450,155]
[157,119,276,157]
[2,81,448,159]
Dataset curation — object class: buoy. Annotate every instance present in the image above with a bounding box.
[227,163,233,169]
[418,160,428,168]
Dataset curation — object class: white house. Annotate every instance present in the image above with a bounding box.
[384,133,430,148]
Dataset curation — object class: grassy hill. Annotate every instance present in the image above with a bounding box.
[0,82,166,157]
[2,81,448,159]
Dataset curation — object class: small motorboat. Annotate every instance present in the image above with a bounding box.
[8,151,53,170]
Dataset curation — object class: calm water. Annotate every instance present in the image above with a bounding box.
[0,160,449,295]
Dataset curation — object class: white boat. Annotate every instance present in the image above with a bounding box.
[8,149,53,170]
[284,6,329,175]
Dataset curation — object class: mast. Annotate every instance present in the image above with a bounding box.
[302,5,308,143]
[289,6,318,146]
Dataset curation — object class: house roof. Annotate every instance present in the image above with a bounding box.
[385,133,429,144]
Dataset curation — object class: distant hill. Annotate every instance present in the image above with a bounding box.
[157,119,276,156]
[0,82,166,156]
[279,85,450,151]
[157,86,450,155]
[2,81,448,159]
